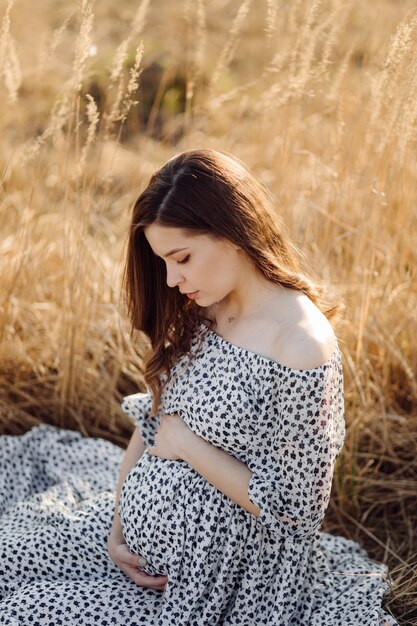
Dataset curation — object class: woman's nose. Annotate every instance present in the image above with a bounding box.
[166,266,183,289]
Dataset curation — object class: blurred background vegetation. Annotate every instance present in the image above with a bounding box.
[0,0,416,622]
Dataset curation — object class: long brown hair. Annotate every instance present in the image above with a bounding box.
[122,148,344,415]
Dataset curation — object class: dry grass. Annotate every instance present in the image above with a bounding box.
[0,0,416,622]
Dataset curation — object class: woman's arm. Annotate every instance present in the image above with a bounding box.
[149,414,261,516]
[108,427,146,545]
[178,431,261,518]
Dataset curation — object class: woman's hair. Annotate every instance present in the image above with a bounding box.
[122,148,344,415]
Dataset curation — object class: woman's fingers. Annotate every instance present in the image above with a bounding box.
[118,544,144,568]
[115,544,168,590]
[129,567,168,589]
[126,552,142,568]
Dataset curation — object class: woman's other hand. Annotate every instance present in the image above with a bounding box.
[107,537,168,591]
[148,412,196,461]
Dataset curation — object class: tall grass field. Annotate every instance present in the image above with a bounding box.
[0,1,416,622]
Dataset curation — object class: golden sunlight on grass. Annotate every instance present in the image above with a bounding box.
[0,1,416,622]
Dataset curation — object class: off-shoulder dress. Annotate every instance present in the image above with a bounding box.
[0,321,397,625]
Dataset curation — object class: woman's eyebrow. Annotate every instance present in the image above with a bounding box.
[163,247,188,258]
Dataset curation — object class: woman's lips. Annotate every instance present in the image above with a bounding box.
[186,291,199,299]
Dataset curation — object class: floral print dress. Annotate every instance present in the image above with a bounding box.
[0,322,397,625]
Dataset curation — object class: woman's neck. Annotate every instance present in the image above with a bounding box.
[209,280,289,330]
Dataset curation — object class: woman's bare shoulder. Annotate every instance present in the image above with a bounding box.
[269,294,337,370]
[272,326,337,370]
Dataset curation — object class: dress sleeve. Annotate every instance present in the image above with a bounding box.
[246,355,345,538]
[120,392,159,448]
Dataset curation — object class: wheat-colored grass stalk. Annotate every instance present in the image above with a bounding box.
[104,0,149,138]
[209,0,252,94]
[72,0,95,94]
[184,0,206,132]
[0,0,21,102]
[365,10,417,155]
[265,0,278,45]
[37,13,73,79]
[76,94,100,179]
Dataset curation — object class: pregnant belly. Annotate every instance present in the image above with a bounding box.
[118,450,199,577]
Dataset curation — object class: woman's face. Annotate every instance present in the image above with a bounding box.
[144,224,243,306]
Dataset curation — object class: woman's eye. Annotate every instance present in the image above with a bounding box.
[177,255,190,265]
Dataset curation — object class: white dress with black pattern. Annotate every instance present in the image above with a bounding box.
[0,322,397,625]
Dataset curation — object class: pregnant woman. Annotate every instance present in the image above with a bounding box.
[0,149,397,625]
[107,149,396,625]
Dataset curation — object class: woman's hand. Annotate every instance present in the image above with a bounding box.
[148,412,195,461]
[107,537,168,591]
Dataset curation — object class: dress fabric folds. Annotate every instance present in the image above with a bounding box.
[0,322,397,625]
